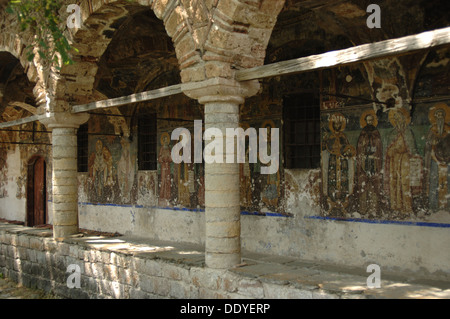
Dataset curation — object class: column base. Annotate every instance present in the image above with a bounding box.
[53,225,79,239]
[206,252,241,269]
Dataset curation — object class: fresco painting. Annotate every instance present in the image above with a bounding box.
[236,119,284,214]
[137,171,157,207]
[384,108,421,215]
[0,147,7,198]
[424,103,450,211]
[156,128,204,210]
[72,50,449,222]
[317,52,450,221]
[320,102,449,221]
[86,131,138,205]
[355,109,383,217]
[321,113,356,216]
[260,120,282,210]
[157,132,172,207]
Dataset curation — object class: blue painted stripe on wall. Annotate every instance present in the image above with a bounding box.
[305,215,450,228]
[51,199,450,227]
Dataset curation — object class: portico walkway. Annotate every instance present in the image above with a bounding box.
[0,221,449,299]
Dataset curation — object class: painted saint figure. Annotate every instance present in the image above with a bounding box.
[260,120,280,209]
[239,123,252,208]
[176,132,191,207]
[355,110,383,217]
[384,108,420,216]
[424,103,450,211]
[117,138,135,203]
[323,113,356,214]
[158,133,172,207]
[90,139,107,198]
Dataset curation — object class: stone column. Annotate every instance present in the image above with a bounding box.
[183,78,259,269]
[41,113,89,239]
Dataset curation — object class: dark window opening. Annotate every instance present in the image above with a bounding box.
[283,93,321,169]
[77,123,89,173]
[138,114,157,170]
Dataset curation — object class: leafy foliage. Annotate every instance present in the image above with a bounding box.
[6,0,76,68]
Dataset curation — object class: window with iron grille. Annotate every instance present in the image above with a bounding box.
[138,114,157,170]
[283,93,321,169]
[77,123,89,172]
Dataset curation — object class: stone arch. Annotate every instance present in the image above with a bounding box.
[0,51,40,120]
[50,0,286,111]
[171,0,286,82]
[0,9,48,108]
[0,43,46,109]
[51,0,190,110]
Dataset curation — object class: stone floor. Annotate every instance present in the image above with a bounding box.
[237,253,450,299]
[72,234,450,299]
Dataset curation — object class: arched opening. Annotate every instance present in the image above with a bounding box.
[0,51,37,115]
[81,6,203,210]
[26,155,47,227]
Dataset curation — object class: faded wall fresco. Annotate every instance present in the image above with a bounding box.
[321,102,450,220]
[81,112,138,205]
[0,147,7,198]
[76,46,449,225]
[319,48,450,222]
[156,133,205,210]
[137,170,157,207]
[0,106,51,201]
[157,112,204,210]
[238,118,284,214]
[79,97,206,210]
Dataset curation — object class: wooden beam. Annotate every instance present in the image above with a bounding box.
[235,27,450,82]
[71,83,183,113]
[0,113,50,129]
[1,27,449,128]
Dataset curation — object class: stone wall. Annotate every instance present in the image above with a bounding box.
[2,222,450,299]
[0,222,340,299]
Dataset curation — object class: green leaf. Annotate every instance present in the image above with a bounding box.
[10,0,76,69]
[38,50,46,59]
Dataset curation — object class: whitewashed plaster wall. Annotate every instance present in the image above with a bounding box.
[0,147,26,221]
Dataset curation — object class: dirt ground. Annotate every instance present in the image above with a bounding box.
[0,274,61,299]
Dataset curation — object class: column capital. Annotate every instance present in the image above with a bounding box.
[39,112,90,130]
[181,78,260,105]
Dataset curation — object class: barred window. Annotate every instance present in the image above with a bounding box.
[283,93,321,169]
[138,114,157,170]
[77,123,89,172]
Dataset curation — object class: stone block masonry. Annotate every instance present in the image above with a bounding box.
[1,222,449,299]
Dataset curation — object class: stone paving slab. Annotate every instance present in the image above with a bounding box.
[259,268,322,287]
[363,282,450,299]
[230,263,296,279]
